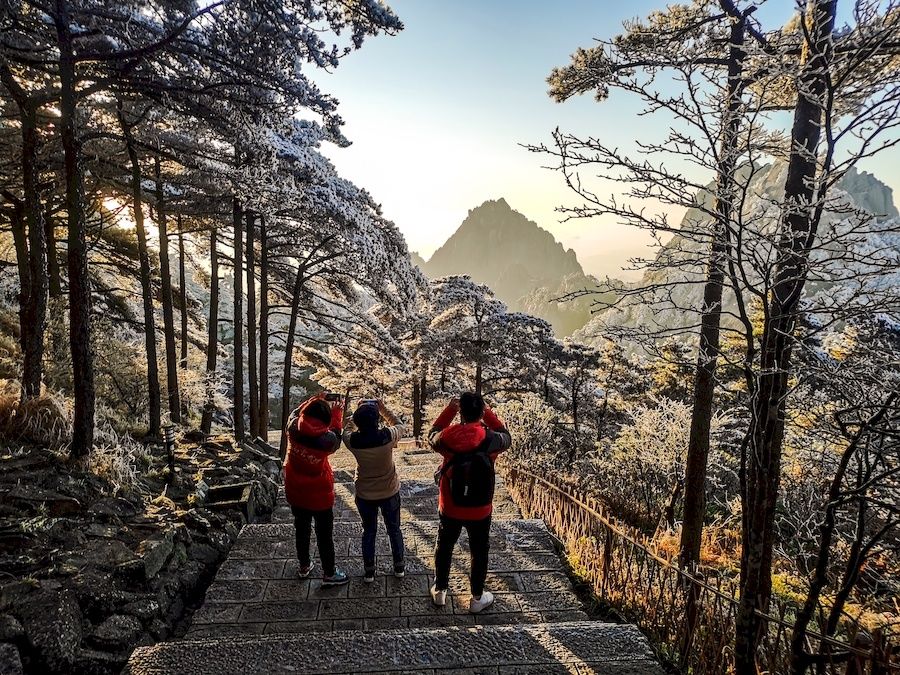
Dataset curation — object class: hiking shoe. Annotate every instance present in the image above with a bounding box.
[469,590,495,614]
[297,562,314,579]
[363,567,376,584]
[430,584,447,607]
[322,568,350,587]
[393,562,405,578]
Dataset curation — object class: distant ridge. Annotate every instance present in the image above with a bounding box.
[409,251,427,269]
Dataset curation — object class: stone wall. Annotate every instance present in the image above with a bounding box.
[0,435,279,674]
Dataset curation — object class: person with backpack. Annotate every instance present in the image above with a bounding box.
[283,393,350,587]
[343,399,407,582]
[428,392,511,613]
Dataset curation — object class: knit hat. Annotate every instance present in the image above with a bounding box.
[352,403,379,430]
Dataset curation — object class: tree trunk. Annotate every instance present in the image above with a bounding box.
[790,395,896,674]
[232,198,245,441]
[20,105,48,400]
[177,213,188,370]
[45,207,62,298]
[680,12,746,570]
[0,66,48,401]
[279,266,304,459]
[118,104,161,438]
[662,478,684,531]
[571,373,580,434]
[246,210,259,438]
[734,3,836,673]
[543,356,551,402]
[474,318,485,395]
[258,214,269,440]
[412,377,422,438]
[57,6,96,458]
[9,199,30,359]
[200,228,219,434]
[155,157,180,423]
[420,372,427,407]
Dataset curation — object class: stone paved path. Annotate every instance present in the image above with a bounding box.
[126,441,663,673]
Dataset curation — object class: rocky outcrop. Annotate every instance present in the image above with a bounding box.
[576,163,900,350]
[420,199,607,335]
[0,435,279,674]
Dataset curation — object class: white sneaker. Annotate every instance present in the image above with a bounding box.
[430,584,447,607]
[469,590,494,614]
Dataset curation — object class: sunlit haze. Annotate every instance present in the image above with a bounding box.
[322,0,899,281]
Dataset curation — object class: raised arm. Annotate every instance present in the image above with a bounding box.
[377,400,406,444]
[482,406,512,456]
[428,398,459,451]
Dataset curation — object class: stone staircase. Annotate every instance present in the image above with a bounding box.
[125,441,663,673]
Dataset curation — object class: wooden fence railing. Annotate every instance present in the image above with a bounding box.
[499,462,899,674]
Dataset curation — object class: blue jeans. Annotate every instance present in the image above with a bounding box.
[355,492,404,570]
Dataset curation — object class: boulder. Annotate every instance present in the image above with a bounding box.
[136,529,175,580]
[88,614,141,651]
[16,586,82,671]
[73,647,128,675]
[84,523,121,539]
[207,529,233,554]
[182,509,212,533]
[0,614,23,642]
[147,618,168,640]
[0,642,23,675]
[76,538,140,570]
[87,497,139,524]
[121,597,160,622]
[114,559,146,586]
[187,542,221,565]
[3,486,81,517]
[251,476,278,520]
[73,577,150,623]
[177,561,204,596]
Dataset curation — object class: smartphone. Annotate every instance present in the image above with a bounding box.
[324,393,342,402]
[359,399,379,406]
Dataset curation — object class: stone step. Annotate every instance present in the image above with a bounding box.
[126,621,664,674]
[187,518,579,637]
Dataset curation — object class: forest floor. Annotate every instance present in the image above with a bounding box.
[0,433,280,675]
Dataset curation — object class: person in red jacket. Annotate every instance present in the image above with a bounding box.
[428,392,511,613]
[283,393,349,586]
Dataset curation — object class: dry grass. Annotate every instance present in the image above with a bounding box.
[654,520,742,571]
[0,380,71,448]
[0,380,150,489]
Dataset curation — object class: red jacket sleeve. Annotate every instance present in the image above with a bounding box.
[432,404,457,431]
[482,407,504,431]
[329,405,344,432]
[428,404,457,455]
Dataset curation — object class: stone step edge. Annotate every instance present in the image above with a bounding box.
[125,621,662,674]
[238,517,551,533]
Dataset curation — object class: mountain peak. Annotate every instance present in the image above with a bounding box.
[469,197,511,215]
[421,200,595,334]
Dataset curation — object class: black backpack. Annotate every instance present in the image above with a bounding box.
[439,440,496,508]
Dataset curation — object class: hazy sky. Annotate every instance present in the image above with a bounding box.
[321,1,899,280]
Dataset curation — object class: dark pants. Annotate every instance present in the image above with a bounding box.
[355,492,404,569]
[291,505,335,577]
[434,513,491,597]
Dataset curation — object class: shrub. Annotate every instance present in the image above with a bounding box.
[0,380,150,489]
